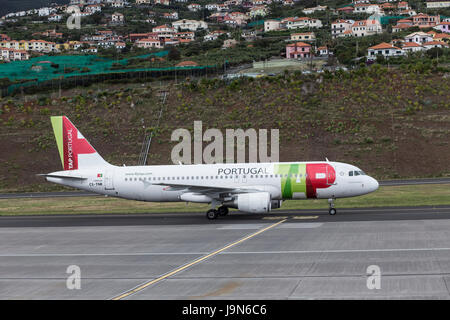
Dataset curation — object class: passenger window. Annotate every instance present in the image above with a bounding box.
[349,171,353,176]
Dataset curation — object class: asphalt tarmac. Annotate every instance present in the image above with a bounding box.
[1,206,450,299]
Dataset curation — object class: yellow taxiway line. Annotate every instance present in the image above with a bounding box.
[111,218,287,300]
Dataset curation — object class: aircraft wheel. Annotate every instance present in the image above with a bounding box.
[206,209,219,220]
[218,206,229,216]
[329,208,337,215]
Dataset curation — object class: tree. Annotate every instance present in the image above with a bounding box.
[168,47,181,60]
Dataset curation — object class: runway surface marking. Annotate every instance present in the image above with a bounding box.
[3,247,450,258]
[223,247,450,254]
[110,218,287,300]
[292,216,319,220]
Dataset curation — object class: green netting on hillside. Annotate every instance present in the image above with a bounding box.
[248,20,265,27]
[380,16,408,25]
[0,50,217,94]
[0,51,172,82]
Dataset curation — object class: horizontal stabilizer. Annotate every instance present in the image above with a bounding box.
[37,174,87,180]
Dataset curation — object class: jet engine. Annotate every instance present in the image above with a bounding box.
[231,192,272,213]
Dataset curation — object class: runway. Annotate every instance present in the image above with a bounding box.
[1,206,450,299]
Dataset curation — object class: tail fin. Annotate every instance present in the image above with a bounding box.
[51,116,110,170]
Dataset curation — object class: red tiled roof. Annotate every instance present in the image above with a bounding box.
[287,41,311,47]
[402,42,421,47]
[176,60,199,67]
[423,41,448,46]
[368,42,399,50]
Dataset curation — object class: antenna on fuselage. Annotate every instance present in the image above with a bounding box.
[325,157,329,162]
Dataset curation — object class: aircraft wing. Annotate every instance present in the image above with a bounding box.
[150,182,264,198]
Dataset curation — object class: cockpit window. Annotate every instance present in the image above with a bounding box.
[349,170,366,176]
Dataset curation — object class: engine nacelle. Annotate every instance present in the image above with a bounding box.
[235,192,271,213]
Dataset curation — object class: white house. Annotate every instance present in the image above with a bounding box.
[85,4,102,13]
[136,38,162,48]
[422,41,449,49]
[38,7,53,17]
[110,0,126,8]
[331,19,354,38]
[172,19,208,31]
[354,4,383,15]
[264,19,281,32]
[48,14,63,22]
[111,12,125,24]
[284,17,322,29]
[402,42,424,52]
[205,3,219,11]
[367,42,404,59]
[249,6,269,18]
[352,19,382,37]
[426,0,450,8]
[317,46,330,56]
[404,32,433,44]
[187,3,202,11]
[204,30,228,41]
[302,5,327,14]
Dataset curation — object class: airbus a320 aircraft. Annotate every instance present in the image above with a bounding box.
[41,116,379,219]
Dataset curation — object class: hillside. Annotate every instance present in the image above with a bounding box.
[0,66,449,192]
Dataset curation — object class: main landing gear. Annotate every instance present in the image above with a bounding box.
[328,198,337,215]
[206,206,229,220]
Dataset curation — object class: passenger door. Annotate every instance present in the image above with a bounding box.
[104,170,115,190]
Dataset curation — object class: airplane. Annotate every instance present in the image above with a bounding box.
[40,116,379,220]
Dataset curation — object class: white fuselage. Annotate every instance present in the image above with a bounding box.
[46,161,379,203]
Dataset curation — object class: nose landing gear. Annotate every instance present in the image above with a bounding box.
[328,198,337,215]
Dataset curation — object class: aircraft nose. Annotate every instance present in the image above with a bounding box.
[368,176,379,192]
